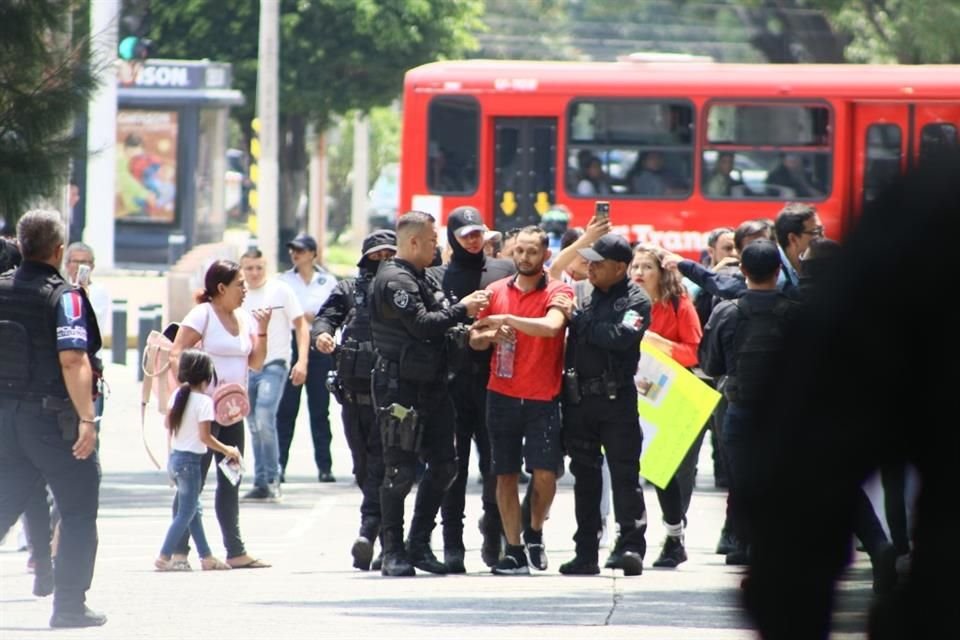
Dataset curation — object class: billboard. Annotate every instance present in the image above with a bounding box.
[115,109,178,223]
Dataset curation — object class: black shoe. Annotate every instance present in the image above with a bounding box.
[371,551,383,572]
[523,530,547,571]
[605,549,644,576]
[652,536,687,568]
[716,529,738,555]
[492,546,529,575]
[478,514,502,568]
[407,543,447,575]
[559,555,600,575]
[318,471,336,483]
[33,566,53,597]
[444,548,466,574]
[241,486,273,502]
[870,543,898,595]
[50,606,107,629]
[381,551,415,577]
[352,536,374,571]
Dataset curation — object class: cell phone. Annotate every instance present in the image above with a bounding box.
[594,201,610,223]
[76,264,91,286]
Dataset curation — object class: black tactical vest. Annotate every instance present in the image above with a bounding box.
[0,263,98,399]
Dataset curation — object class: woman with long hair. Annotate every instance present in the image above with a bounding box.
[629,244,704,569]
[168,259,271,569]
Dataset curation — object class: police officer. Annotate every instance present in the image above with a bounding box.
[428,206,515,572]
[556,233,652,576]
[0,210,106,628]
[312,229,396,571]
[370,211,488,576]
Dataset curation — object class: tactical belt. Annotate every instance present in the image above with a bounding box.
[343,389,373,406]
[579,376,609,397]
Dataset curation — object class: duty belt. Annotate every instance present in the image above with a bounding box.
[579,376,609,397]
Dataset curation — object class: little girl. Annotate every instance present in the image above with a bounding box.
[155,349,240,571]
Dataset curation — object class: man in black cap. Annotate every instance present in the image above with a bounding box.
[428,206,516,572]
[555,233,652,576]
[370,211,489,576]
[312,230,396,570]
[698,238,799,566]
[278,233,338,482]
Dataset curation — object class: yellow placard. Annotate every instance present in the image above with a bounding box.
[636,342,720,489]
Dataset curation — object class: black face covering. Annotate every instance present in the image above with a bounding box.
[447,226,485,269]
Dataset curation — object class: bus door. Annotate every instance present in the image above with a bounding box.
[853,102,960,216]
[493,118,557,230]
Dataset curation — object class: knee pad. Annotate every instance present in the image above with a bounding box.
[382,464,415,497]
[432,460,459,492]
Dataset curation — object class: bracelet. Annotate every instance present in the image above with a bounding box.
[80,417,98,424]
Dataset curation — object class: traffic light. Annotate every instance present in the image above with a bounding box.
[118,0,153,60]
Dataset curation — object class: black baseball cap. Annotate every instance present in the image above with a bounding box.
[286,233,318,253]
[357,229,397,266]
[578,233,633,264]
[447,206,486,237]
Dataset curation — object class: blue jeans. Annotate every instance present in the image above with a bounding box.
[247,361,288,488]
[160,450,212,558]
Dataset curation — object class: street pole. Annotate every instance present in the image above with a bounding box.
[84,0,118,270]
[307,124,328,264]
[350,112,370,253]
[256,0,280,271]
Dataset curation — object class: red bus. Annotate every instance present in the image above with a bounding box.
[399,59,960,255]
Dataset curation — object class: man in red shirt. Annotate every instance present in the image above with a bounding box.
[469,226,574,575]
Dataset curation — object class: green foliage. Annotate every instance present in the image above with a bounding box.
[148,0,484,129]
[813,0,960,63]
[0,0,96,229]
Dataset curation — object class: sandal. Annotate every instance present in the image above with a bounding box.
[155,558,192,572]
[201,556,232,571]
[228,557,271,569]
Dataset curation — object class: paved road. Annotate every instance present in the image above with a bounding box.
[0,356,874,639]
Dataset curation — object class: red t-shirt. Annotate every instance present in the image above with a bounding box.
[649,295,702,368]
[479,273,573,401]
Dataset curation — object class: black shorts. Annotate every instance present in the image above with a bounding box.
[486,390,562,476]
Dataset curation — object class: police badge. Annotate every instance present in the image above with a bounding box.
[393,288,410,309]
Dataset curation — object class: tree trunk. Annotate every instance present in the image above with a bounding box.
[279,113,307,266]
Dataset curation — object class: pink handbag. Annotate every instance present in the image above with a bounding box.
[212,383,250,425]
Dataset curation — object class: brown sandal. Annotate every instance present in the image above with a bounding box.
[201,556,232,571]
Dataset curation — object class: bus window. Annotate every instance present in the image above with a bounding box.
[703,102,832,200]
[919,123,958,163]
[427,97,479,194]
[566,100,693,198]
[864,124,902,205]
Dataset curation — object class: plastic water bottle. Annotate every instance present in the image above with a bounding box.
[495,338,516,379]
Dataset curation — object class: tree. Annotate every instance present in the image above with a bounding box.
[812,0,960,63]
[0,1,96,231]
[146,0,483,239]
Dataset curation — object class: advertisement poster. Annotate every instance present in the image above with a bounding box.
[636,342,720,489]
[115,110,178,223]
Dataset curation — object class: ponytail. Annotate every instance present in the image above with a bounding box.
[167,383,191,434]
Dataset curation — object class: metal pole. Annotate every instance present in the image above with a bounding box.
[256,0,280,271]
[136,305,153,382]
[83,0,118,269]
[112,299,127,365]
[351,112,370,253]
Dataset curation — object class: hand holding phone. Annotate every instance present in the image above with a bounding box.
[76,264,91,287]
[594,200,610,223]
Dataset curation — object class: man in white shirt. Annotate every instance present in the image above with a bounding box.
[240,248,309,501]
[276,234,339,482]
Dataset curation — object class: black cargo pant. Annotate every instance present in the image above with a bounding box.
[440,368,500,551]
[372,361,457,554]
[563,388,647,561]
[0,398,100,614]
[341,384,383,540]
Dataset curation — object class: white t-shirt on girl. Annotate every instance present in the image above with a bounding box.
[168,390,215,455]
[181,302,257,392]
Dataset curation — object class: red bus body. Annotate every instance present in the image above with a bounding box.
[400,60,960,255]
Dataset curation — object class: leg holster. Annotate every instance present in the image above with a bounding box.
[378,403,422,453]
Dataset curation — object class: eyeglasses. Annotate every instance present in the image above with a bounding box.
[68,259,94,266]
[800,226,824,237]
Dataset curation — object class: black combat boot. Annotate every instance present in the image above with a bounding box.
[444,547,466,574]
[407,540,448,575]
[478,513,503,568]
[381,530,414,577]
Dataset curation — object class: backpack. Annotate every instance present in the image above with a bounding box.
[726,296,796,407]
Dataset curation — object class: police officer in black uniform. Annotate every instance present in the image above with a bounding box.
[370,211,488,577]
[556,234,652,576]
[0,210,106,628]
[428,206,516,572]
[312,229,396,571]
